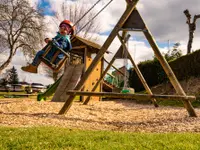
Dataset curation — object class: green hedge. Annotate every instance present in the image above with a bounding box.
[129,49,200,92]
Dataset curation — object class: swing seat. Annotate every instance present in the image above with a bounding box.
[40,42,70,72]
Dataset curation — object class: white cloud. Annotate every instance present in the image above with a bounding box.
[28,0,39,9]
[1,0,200,84]
[42,0,200,48]
[138,0,200,42]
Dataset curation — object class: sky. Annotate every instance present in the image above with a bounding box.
[1,0,200,85]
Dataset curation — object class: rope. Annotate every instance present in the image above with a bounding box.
[49,0,113,37]
[51,0,102,29]
[73,0,102,26]
[75,0,114,35]
[123,33,129,90]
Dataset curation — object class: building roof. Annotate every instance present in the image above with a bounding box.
[31,83,45,88]
[19,81,29,85]
[71,36,101,53]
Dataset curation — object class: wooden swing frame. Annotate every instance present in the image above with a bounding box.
[40,42,70,72]
[58,0,197,117]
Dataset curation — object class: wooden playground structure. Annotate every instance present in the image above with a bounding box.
[51,36,104,102]
[51,0,197,117]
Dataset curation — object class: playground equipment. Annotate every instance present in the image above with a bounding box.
[37,36,105,101]
[57,0,197,117]
[52,64,84,102]
[37,57,124,101]
[38,0,114,72]
[40,42,70,72]
[37,75,62,101]
[38,59,125,101]
[121,33,131,94]
[39,20,76,73]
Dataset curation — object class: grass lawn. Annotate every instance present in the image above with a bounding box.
[0,127,200,150]
[0,91,80,101]
[0,91,37,99]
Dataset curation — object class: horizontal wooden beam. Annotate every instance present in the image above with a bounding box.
[102,81,114,90]
[0,94,37,97]
[72,46,87,49]
[106,72,115,78]
[66,90,196,101]
[103,58,126,77]
[120,28,146,32]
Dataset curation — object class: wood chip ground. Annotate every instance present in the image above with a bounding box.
[0,98,200,133]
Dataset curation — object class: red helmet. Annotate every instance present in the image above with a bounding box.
[59,20,75,35]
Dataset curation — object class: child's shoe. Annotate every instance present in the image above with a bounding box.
[21,64,38,73]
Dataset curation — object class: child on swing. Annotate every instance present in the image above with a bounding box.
[21,20,75,73]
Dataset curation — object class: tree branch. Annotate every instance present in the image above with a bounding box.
[194,14,200,23]
[184,9,191,24]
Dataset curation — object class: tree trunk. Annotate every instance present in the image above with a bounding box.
[187,30,194,54]
[184,9,200,54]
[0,54,14,74]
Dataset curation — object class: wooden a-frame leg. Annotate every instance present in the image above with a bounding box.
[143,29,197,117]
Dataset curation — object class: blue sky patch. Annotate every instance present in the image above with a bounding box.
[142,40,172,49]
[37,0,55,16]
[99,31,111,36]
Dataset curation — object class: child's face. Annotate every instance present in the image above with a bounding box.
[59,24,72,35]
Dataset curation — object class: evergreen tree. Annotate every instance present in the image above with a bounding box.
[6,66,19,91]
[0,78,10,92]
[8,66,19,84]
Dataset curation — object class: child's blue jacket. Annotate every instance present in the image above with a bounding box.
[48,32,72,60]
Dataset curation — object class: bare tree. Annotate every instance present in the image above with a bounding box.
[0,0,45,73]
[184,9,200,54]
[55,1,101,40]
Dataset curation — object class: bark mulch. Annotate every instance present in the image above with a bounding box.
[0,98,200,133]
